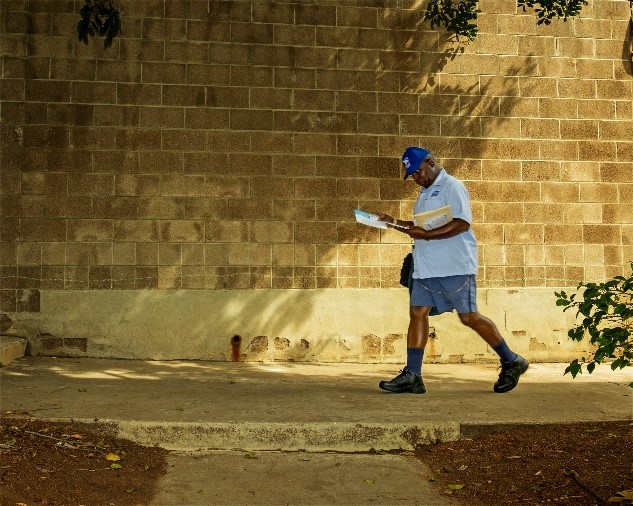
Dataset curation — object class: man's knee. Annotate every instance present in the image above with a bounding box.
[410,306,432,320]
[458,311,482,327]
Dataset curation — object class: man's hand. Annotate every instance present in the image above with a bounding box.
[374,212,393,224]
[402,226,428,239]
[375,212,415,231]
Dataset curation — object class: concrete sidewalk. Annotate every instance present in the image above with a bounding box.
[1,357,631,505]
[1,357,631,450]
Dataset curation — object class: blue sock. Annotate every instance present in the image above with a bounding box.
[406,347,424,376]
[493,340,517,363]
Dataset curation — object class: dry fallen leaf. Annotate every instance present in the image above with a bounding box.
[609,489,633,503]
[105,453,121,462]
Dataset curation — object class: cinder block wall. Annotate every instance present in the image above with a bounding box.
[0,0,631,362]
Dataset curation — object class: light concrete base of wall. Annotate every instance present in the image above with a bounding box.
[5,287,588,363]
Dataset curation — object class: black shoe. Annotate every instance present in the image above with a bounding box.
[379,366,426,394]
[494,355,529,393]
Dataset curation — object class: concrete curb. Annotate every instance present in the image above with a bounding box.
[102,420,462,452]
[120,419,633,452]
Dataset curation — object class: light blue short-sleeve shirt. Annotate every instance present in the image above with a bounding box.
[412,169,478,279]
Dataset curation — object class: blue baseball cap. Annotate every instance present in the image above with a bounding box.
[401,147,431,179]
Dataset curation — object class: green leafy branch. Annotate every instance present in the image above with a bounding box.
[423,0,588,43]
[517,0,589,25]
[555,262,633,387]
[77,0,122,49]
[424,0,480,43]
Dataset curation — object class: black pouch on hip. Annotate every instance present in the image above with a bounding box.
[399,252,413,287]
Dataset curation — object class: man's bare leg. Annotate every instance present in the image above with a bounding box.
[458,311,528,393]
[457,311,503,347]
[408,306,433,348]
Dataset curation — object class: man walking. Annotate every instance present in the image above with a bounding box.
[376,147,528,394]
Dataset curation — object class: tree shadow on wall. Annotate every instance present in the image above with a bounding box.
[376,7,536,153]
[380,7,466,90]
[623,18,633,77]
[423,60,537,153]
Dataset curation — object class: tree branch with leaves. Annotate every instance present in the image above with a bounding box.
[555,263,633,387]
[424,0,588,43]
[77,0,121,49]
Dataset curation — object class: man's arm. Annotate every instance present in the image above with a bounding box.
[395,218,470,240]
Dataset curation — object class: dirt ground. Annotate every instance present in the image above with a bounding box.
[1,417,631,506]
[0,417,169,506]
[415,420,633,506]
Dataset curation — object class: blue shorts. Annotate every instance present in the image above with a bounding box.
[410,275,477,315]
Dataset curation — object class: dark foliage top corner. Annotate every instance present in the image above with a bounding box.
[77,0,122,49]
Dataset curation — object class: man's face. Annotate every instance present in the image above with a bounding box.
[410,158,436,188]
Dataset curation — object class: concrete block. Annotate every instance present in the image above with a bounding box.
[0,336,27,366]
[0,314,14,333]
